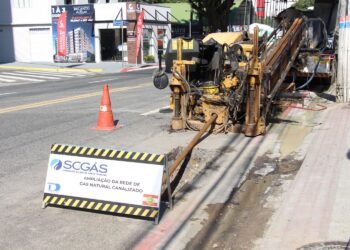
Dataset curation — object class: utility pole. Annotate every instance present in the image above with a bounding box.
[189,9,193,37]
[337,0,349,102]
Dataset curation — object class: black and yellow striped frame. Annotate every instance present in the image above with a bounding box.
[43,194,159,219]
[43,144,167,222]
[50,144,165,165]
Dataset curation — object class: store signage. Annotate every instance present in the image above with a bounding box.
[127,3,141,13]
[51,4,95,63]
[113,20,128,27]
[57,11,67,57]
[135,10,145,57]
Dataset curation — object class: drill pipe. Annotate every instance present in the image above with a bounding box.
[163,113,218,185]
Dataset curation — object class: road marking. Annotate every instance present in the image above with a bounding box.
[0,92,17,96]
[117,109,143,114]
[88,78,120,84]
[0,77,16,83]
[0,65,103,73]
[141,106,170,116]
[0,84,151,114]
[14,71,75,78]
[0,73,44,82]
[7,72,60,80]
[71,73,91,77]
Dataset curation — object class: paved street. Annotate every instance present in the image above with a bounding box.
[0,68,270,249]
[1,67,349,250]
[0,68,172,249]
[0,70,97,87]
[0,0,345,249]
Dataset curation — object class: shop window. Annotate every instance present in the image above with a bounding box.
[143,28,154,60]
[12,0,31,8]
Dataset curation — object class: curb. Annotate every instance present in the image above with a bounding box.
[120,65,158,73]
[0,65,103,73]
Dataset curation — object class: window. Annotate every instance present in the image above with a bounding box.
[65,0,72,4]
[12,0,31,8]
[29,28,50,32]
[143,28,154,59]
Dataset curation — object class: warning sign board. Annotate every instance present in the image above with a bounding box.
[43,144,166,220]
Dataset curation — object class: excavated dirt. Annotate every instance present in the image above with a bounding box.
[182,90,333,250]
[162,89,333,250]
[165,147,221,197]
[184,153,303,250]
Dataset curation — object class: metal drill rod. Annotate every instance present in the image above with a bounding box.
[163,113,218,185]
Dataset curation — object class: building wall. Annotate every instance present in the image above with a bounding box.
[0,0,171,63]
[0,0,55,62]
[0,27,15,62]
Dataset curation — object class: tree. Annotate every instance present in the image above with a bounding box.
[188,0,235,33]
[141,0,235,33]
[293,0,315,10]
[140,0,188,3]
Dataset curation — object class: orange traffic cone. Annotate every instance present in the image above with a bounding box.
[95,84,115,130]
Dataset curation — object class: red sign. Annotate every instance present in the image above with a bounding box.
[135,10,144,58]
[256,0,265,18]
[57,11,67,57]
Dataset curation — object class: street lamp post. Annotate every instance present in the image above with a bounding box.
[189,10,192,37]
[186,9,193,37]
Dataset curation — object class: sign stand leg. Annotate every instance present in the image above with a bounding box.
[154,157,173,225]
[155,212,159,225]
[41,202,47,209]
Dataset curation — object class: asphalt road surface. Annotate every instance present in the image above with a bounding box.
[0,68,317,249]
[0,69,173,249]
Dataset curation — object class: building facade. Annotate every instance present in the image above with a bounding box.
[0,0,171,64]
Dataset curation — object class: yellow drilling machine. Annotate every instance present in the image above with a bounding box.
[153,10,334,137]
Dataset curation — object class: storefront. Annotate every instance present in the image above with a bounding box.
[0,1,171,64]
[71,2,171,64]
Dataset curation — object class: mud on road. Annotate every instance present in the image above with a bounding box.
[171,92,333,250]
[185,154,303,250]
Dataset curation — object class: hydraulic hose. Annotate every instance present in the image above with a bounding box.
[295,59,321,90]
[296,19,328,90]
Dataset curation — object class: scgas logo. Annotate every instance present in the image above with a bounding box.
[48,183,61,192]
[50,159,62,170]
[63,160,108,174]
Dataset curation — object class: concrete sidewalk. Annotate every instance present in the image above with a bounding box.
[0,61,159,74]
[257,103,350,249]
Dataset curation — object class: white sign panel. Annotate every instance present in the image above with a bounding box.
[44,153,164,208]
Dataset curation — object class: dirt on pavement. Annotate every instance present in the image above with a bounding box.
[184,153,303,250]
[181,90,333,250]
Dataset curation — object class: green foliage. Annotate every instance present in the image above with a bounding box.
[141,0,235,32]
[293,0,315,10]
[140,0,188,3]
[189,0,235,32]
[144,55,155,62]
